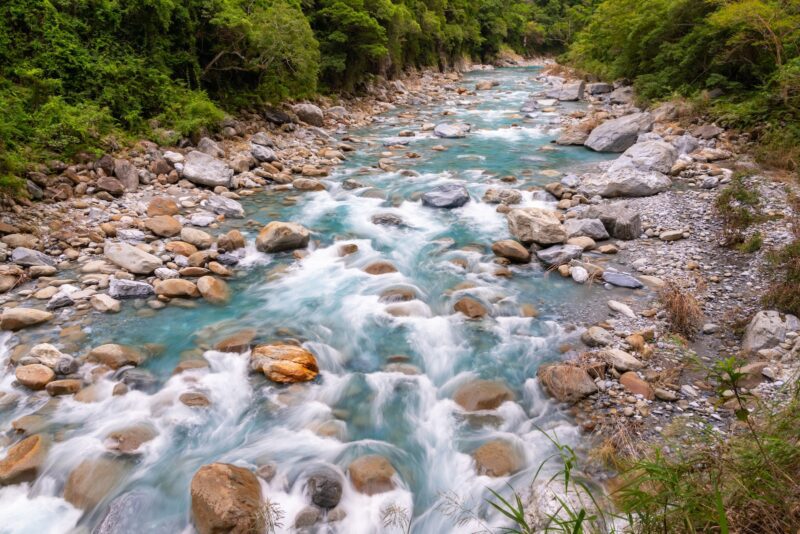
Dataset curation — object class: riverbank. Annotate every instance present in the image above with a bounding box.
[0,62,797,532]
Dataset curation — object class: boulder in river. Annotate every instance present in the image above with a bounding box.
[563,218,609,241]
[584,112,654,152]
[742,310,800,355]
[104,242,162,274]
[154,279,200,298]
[507,207,567,245]
[454,296,488,319]
[472,440,522,477]
[181,151,234,188]
[202,195,245,218]
[191,463,264,534]
[536,244,583,267]
[609,140,678,175]
[64,457,128,510]
[537,364,598,403]
[197,276,230,304]
[546,81,585,101]
[15,364,55,390]
[483,188,522,205]
[108,279,155,299]
[88,344,145,369]
[453,380,514,411]
[0,434,48,485]
[251,344,319,383]
[348,455,396,495]
[0,308,53,331]
[433,123,470,139]
[422,184,470,208]
[305,465,344,509]
[491,240,530,263]
[255,222,310,253]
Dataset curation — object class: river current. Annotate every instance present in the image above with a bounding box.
[0,67,616,533]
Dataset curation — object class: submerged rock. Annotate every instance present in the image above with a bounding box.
[348,455,396,495]
[421,184,470,208]
[472,440,522,477]
[191,463,264,534]
[454,296,488,319]
[0,308,53,331]
[0,434,48,485]
[305,465,344,509]
[64,457,128,510]
[453,380,514,411]
[433,123,470,139]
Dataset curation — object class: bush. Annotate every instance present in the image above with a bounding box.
[715,173,763,246]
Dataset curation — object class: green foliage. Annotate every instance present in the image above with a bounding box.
[715,173,763,245]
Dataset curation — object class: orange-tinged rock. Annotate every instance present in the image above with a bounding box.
[348,455,396,495]
[251,344,319,383]
[0,434,48,485]
[619,371,655,400]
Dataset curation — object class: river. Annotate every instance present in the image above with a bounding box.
[0,66,616,533]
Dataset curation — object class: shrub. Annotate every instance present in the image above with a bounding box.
[659,280,704,339]
[715,173,763,246]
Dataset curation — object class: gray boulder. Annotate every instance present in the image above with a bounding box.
[11,247,56,267]
[742,311,800,354]
[181,151,233,188]
[579,167,671,198]
[305,465,344,509]
[114,159,139,191]
[536,244,584,267]
[108,279,155,299]
[251,143,276,163]
[293,103,324,126]
[483,188,522,205]
[608,141,677,175]
[564,218,609,240]
[507,208,567,245]
[104,242,162,274]
[584,112,654,152]
[602,271,643,289]
[197,137,225,158]
[422,184,470,208]
[587,83,613,95]
[202,195,244,218]
[434,123,470,139]
[546,81,585,101]
[251,132,273,147]
[577,204,641,240]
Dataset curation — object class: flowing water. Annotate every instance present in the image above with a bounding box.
[0,67,617,533]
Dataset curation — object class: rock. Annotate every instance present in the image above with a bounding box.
[491,240,530,263]
[293,178,326,191]
[608,300,636,318]
[421,184,470,208]
[609,141,677,174]
[742,311,800,354]
[104,242,162,274]
[145,215,182,238]
[147,197,179,217]
[537,364,598,403]
[88,344,145,369]
[602,348,643,372]
[571,266,589,283]
[197,137,224,158]
[294,506,321,528]
[556,128,589,145]
[619,372,655,400]
[483,188,522,205]
[191,463,264,534]
[2,233,38,249]
[584,112,654,152]
[454,297,488,319]
[547,81,585,101]
[255,222,310,253]
[217,230,245,252]
[433,123,470,138]
[166,241,199,257]
[27,343,65,368]
[11,247,56,267]
[203,195,244,218]
[363,261,397,275]
[94,490,158,534]
[577,204,641,240]
[580,167,671,198]
[197,276,230,304]
[154,279,200,298]
[587,82,613,95]
[181,228,214,249]
[96,176,125,196]
[180,392,210,407]
[563,218,609,240]
[251,344,319,383]
[64,457,127,509]
[453,380,514,411]
[536,244,583,267]
[293,103,324,126]
[654,388,678,401]
[15,364,55,390]
[46,379,82,396]
[1,308,53,331]
[371,213,405,226]
[602,271,643,289]
[91,294,121,313]
[507,208,567,245]
[0,434,47,485]
[692,124,723,140]
[581,326,613,347]
[114,159,139,191]
[472,440,522,477]
[306,465,344,509]
[251,143,276,163]
[348,455,396,495]
[182,151,234,188]
[108,279,154,299]
[659,230,684,241]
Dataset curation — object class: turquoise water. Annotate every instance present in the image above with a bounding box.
[0,67,616,533]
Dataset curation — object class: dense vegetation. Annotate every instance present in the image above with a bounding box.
[566,0,800,171]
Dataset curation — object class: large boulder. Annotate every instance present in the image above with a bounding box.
[154,279,200,298]
[88,344,145,369]
[472,440,522,477]
[144,216,182,238]
[251,344,319,383]
[305,465,344,509]
[181,151,234,188]
[584,112,654,152]
[579,167,671,198]
[742,311,800,354]
[453,380,514,411]
[563,219,609,240]
[546,81,585,101]
[15,364,55,390]
[104,242,162,274]
[483,188,522,205]
[255,222,310,253]
[348,455,396,495]
[576,204,641,240]
[537,364,598,403]
[0,308,53,331]
[197,276,230,304]
[108,279,155,299]
[11,247,56,267]
[293,103,324,126]
[535,244,583,267]
[64,457,127,510]
[507,208,567,245]
[433,123,470,139]
[491,240,530,263]
[421,184,470,208]
[609,141,678,175]
[191,463,264,534]
[454,297,488,319]
[0,434,48,485]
